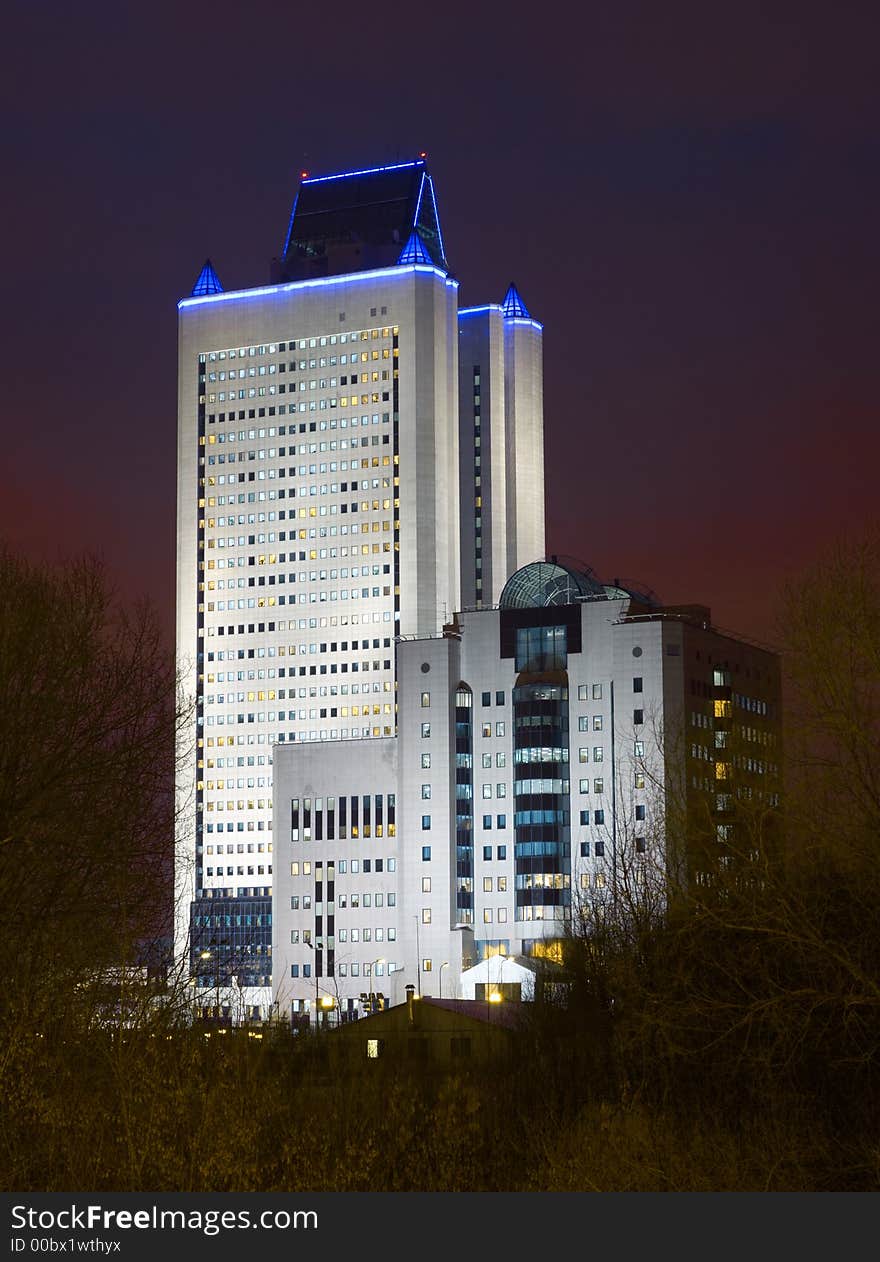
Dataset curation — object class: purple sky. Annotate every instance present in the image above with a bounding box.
[3,0,878,647]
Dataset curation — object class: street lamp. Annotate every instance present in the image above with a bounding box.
[369,957,386,1012]
[304,939,319,1028]
[199,943,223,1021]
[439,961,449,999]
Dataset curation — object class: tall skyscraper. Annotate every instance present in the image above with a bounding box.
[175,159,545,1016]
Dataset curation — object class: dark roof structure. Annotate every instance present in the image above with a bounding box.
[278,159,448,282]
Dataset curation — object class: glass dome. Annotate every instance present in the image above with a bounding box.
[499,560,606,609]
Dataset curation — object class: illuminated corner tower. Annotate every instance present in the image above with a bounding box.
[174,159,544,1017]
[458,283,544,608]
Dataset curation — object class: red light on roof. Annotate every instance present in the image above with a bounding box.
[300,170,309,179]
[418,151,427,159]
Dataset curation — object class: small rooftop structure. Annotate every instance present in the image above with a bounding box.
[190,258,224,297]
[277,158,447,281]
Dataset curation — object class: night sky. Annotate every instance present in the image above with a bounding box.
[4,1,878,648]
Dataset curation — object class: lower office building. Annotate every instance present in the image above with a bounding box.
[272,558,781,1024]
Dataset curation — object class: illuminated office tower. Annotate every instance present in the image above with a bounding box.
[175,159,545,1016]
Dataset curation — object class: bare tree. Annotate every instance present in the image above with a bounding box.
[0,549,182,1037]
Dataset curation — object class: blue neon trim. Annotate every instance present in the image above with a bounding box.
[459,305,503,317]
[178,263,457,310]
[412,170,426,228]
[426,175,447,267]
[281,187,300,260]
[507,317,543,332]
[302,159,425,185]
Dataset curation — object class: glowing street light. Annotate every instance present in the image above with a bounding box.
[369,958,386,1012]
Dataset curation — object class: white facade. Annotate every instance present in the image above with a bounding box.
[457,303,545,608]
[175,164,546,1017]
[272,582,684,1024]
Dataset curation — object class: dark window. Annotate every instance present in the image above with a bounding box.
[633,677,643,693]
[633,710,644,725]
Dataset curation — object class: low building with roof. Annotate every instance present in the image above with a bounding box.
[328,988,522,1067]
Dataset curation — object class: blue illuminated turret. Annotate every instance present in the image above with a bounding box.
[501,282,531,319]
[397,231,434,266]
[191,259,224,297]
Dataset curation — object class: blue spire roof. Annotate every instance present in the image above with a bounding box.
[502,283,531,319]
[397,230,434,266]
[191,259,224,297]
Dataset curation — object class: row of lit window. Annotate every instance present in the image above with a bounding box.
[205,703,394,730]
[206,866,271,876]
[206,352,390,381]
[206,612,394,639]
[205,414,391,436]
[202,328,396,363]
[206,389,390,406]
[205,682,390,706]
[206,842,269,853]
[290,895,395,915]
[290,858,395,877]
